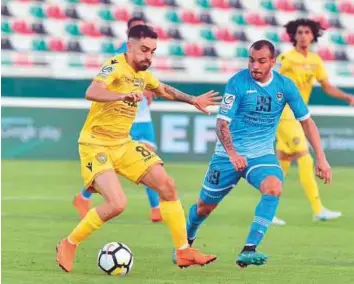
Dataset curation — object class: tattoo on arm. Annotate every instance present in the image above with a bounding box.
[160,83,195,104]
[216,119,234,153]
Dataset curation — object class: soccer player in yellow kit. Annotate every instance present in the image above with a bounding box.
[274,19,354,225]
[56,25,221,272]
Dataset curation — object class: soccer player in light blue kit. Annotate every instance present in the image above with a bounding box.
[73,17,162,222]
[185,40,332,267]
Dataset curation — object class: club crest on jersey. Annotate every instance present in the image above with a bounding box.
[98,65,114,78]
[276,92,283,101]
[95,153,108,164]
[133,79,144,89]
[221,93,235,110]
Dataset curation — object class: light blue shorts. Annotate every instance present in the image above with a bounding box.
[200,154,283,204]
[130,121,156,149]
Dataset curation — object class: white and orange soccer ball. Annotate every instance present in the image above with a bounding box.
[97,242,134,276]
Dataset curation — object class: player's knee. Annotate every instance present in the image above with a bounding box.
[157,176,177,201]
[196,200,217,217]
[260,176,282,197]
[107,196,127,217]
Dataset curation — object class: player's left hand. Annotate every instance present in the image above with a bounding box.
[315,157,332,184]
[193,91,221,115]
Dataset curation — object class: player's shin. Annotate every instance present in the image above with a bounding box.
[186,203,207,243]
[160,200,189,249]
[145,187,160,208]
[68,208,104,244]
[244,194,279,248]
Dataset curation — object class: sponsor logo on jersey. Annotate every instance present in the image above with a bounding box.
[276,92,283,101]
[220,93,235,110]
[98,65,114,78]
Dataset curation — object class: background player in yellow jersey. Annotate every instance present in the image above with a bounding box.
[274,19,354,225]
[56,25,221,272]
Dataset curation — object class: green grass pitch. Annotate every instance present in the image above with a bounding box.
[2,161,354,284]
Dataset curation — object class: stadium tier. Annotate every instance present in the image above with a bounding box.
[2,0,354,77]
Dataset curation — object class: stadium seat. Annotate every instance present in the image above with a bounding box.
[201,28,216,41]
[339,1,354,14]
[32,22,47,35]
[81,22,102,37]
[49,38,66,52]
[168,44,185,56]
[335,50,349,61]
[30,5,46,19]
[216,27,235,42]
[100,25,115,37]
[266,31,281,43]
[265,15,278,26]
[229,0,243,9]
[165,10,181,23]
[203,46,218,57]
[260,0,276,11]
[275,0,296,12]
[331,33,347,45]
[200,12,214,24]
[32,38,48,51]
[65,6,81,19]
[196,0,211,9]
[2,38,13,50]
[1,4,12,16]
[146,0,165,7]
[46,5,66,19]
[231,14,247,25]
[12,20,32,34]
[65,22,81,36]
[346,33,354,45]
[182,11,200,24]
[99,8,115,21]
[185,43,203,57]
[101,41,116,54]
[155,26,170,40]
[167,27,183,40]
[2,21,12,34]
[317,47,335,61]
[132,0,146,6]
[114,8,131,21]
[234,30,248,41]
[211,0,230,9]
[164,0,178,7]
[245,12,267,26]
[235,46,248,58]
[68,40,83,52]
[324,2,339,14]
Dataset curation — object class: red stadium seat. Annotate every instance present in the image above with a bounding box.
[275,0,296,12]
[146,0,165,7]
[346,33,354,45]
[310,15,331,30]
[46,5,66,19]
[245,13,267,26]
[184,43,203,57]
[81,23,102,37]
[154,27,170,40]
[181,11,200,24]
[114,8,131,21]
[280,30,291,42]
[211,0,230,9]
[81,0,100,4]
[12,20,32,34]
[317,47,335,61]
[49,38,66,52]
[215,28,235,42]
[339,1,354,14]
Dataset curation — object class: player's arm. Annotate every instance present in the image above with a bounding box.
[151,83,221,115]
[86,81,141,103]
[285,81,331,184]
[319,79,354,105]
[216,80,247,171]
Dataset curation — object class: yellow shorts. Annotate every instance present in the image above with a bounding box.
[276,119,308,154]
[79,140,162,188]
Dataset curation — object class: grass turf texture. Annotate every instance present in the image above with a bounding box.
[2,161,354,284]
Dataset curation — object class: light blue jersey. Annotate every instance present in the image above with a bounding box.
[116,42,152,123]
[215,69,310,159]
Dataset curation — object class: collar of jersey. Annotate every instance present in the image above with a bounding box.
[117,53,138,75]
[253,70,274,87]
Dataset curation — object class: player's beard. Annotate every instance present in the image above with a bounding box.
[137,60,151,71]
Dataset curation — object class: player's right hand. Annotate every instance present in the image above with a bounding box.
[315,157,332,184]
[124,93,143,102]
[229,153,248,172]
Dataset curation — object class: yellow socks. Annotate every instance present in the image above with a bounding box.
[160,200,188,249]
[298,154,323,215]
[68,208,104,245]
[279,159,291,176]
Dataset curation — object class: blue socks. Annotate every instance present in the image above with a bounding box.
[186,203,207,240]
[145,187,160,208]
[245,194,279,246]
[81,188,92,199]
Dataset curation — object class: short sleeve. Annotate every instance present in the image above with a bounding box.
[145,71,160,90]
[284,79,310,121]
[93,59,122,86]
[216,79,242,122]
[315,56,329,82]
[277,53,290,75]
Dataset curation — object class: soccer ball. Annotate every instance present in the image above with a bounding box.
[97,242,134,276]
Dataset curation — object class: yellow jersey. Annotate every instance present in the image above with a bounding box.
[278,49,328,119]
[78,53,160,146]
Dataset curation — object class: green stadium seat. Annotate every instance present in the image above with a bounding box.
[235,47,248,58]
[168,44,185,56]
[32,39,48,51]
[197,0,211,9]
[330,34,346,45]
[205,65,220,72]
[99,8,115,21]
[30,5,46,19]
[65,23,81,36]
[324,2,339,14]
[67,0,80,3]
[266,31,280,43]
[131,0,146,6]
[232,14,246,26]
[1,21,12,34]
[261,0,275,11]
[101,42,116,54]
[200,28,216,41]
[165,10,181,23]
[69,58,84,68]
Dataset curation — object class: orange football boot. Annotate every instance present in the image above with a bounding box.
[56,239,77,272]
[175,247,217,268]
[150,207,162,222]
